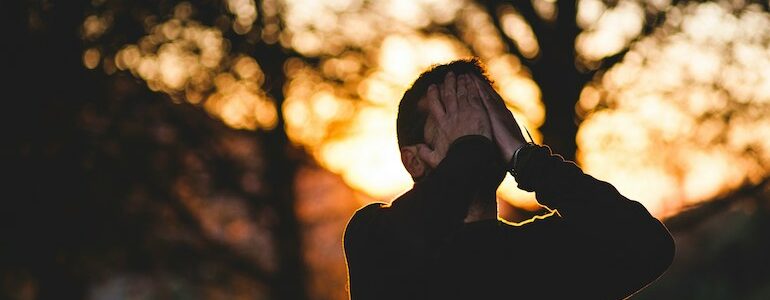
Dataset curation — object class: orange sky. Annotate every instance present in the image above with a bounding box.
[87,0,770,218]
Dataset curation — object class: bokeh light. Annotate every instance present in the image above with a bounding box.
[91,0,549,210]
[576,0,646,62]
[88,0,770,218]
[28,0,770,298]
[279,0,546,209]
[577,1,770,217]
[111,3,277,130]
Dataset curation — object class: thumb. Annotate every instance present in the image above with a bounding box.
[415,144,441,168]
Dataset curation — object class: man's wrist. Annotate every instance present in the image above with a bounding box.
[506,142,537,177]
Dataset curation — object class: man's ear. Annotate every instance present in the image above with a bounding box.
[400,146,426,179]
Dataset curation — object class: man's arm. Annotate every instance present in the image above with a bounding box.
[472,75,673,298]
[344,139,501,300]
[386,135,502,247]
[344,74,502,298]
[513,144,675,299]
[349,73,501,247]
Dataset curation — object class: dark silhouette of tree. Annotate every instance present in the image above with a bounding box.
[476,0,585,160]
[3,0,308,299]
[6,0,770,299]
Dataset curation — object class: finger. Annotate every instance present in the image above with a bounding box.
[456,74,468,108]
[466,75,483,109]
[474,78,526,141]
[474,77,507,114]
[472,77,494,112]
[481,78,509,111]
[423,113,438,146]
[415,144,441,168]
[425,84,445,118]
[473,78,511,127]
[441,72,457,113]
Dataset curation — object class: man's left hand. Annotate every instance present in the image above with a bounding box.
[471,76,527,163]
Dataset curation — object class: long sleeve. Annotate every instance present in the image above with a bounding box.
[344,135,503,299]
[346,135,502,247]
[387,135,504,245]
[512,144,675,299]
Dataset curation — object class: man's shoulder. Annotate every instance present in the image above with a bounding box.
[350,202,386,221]
[344,189,418,242]
[347,188,418,222]
[345,203,386,235]
[343,202,388,253]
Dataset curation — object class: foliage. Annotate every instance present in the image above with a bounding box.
[5,0,770,299]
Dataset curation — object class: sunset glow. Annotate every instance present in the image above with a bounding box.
[280,0,546,209]
[89,0,770,218]
[578,2,770,217]
[61,0,770,298]
[107,4,278,130]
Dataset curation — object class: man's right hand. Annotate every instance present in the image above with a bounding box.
[415,72,492,168]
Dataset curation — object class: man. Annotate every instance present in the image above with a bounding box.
[344,59,674,299]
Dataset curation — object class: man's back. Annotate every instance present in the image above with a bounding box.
[344,137,675,299]
[346,63,674,299]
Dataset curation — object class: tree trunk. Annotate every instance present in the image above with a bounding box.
[487,0,588,160]
[528,1,585,161]
[4,0,93,299]
[254,44,309,300]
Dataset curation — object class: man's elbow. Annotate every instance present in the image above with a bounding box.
[645,223,676,279]
[622,225,675,298]
[658,226,676,274]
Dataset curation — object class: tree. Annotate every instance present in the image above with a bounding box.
[7,0,770,299]
[4,0,307,299]
[575,1,770,215]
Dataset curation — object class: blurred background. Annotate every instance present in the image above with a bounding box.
[3,0,770,299]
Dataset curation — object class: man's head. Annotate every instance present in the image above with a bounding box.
[397,58,495,180]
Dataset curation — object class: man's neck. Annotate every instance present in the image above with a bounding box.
[463,195,498,223]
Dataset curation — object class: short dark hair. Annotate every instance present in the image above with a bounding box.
[396,58,493,148]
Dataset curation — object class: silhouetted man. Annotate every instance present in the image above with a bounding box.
[344,59,674,299]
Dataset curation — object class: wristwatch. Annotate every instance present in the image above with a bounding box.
[506,125,538,177]
[506,142,537,177]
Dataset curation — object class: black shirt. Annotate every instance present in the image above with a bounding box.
[344,136,675,299]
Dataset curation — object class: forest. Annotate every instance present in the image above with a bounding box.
[3,0,770,299]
